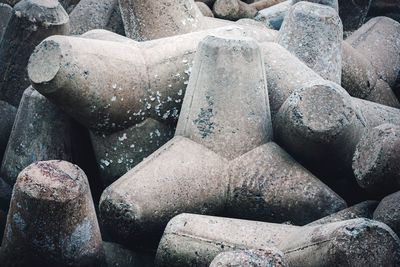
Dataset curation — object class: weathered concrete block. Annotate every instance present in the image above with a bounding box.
[0,3,12,42]
[274,80,400,177]
[225,143,346,224]
[118,0,203,40]
[307,200,378,226]
[0,87,73,186]
[277,2,342,84]
[352,124,400,195]
[346,16,400,88]
[99,36,345,249]
[28,26,276,133]
[210,249,288,267]
[176,36,272,160]
[91,118,174,186]
[100,136,228,248]
[374,191,400,237]
[0,0,69,106]
[0,100,16,163]
[69,0,124,35]
[0,160,105,266]
[155,214,400,267]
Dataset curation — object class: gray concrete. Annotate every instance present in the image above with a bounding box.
[0,0,69,106]
[210,249,288,267]
[27,26,277,133]
[225,142,346,224]
[69,0,124,35]
[275,80,400,177]
[213,0,258,20]
[0,87,73,186]
[155,214,400,267]
[353,124,400,195]
[196,1,214,17]
[0,161,105,266]
[277,2,342,84]
[374,191,400,238]
[100,136,228,248]
[118,0,203,40]
[176,36,273,160]
[99,36,346,250]
[346,17,400,88]
[90,118,174,186]
[307,200,378,226]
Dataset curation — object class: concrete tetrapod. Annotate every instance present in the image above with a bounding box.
[352,124,400,195]
[274,80,400,181]
[0,0,69,106]
[0,160,105,266]
[99,36,346,249]
[277,1,342,84]
[27,26,277,133]
[209,249,288,267]
[0,87,73,186]
[155,214,400,267]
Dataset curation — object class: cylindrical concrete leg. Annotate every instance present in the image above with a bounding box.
[260,42,324,119]
[0,0,69,106]
[307,200,378,225]
[99,136,228,248]
[346,16,400,88]
[0,87,73,186]
[225,142,346,225]
[374,191,400,238]
[352,123,400,195]
[210,249,288,267]
[213,0,258,20]
[0,160,105,266]
[176,35,272,160]
[274,80,364,169]
[28,26,276,133]
[0,100,16,162]
[0,3,12,42]
[118,0,203,40]
[90,118,174,186]
[275,80,400,177]
[277,1,342,84]
[155,214,400,267]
